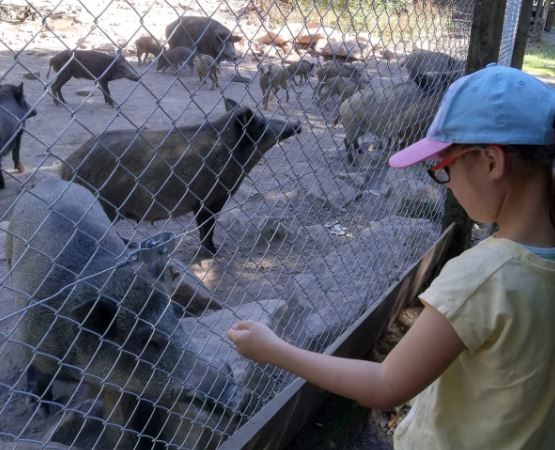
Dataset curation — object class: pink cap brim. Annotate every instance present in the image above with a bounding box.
[388,138,453,168]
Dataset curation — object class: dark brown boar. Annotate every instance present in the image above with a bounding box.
[60,98,302,254]
[165,16,241,63]
[46,50,139,107]
[156,46,195,74]
[135,36,163,65]
[0,82,36,188]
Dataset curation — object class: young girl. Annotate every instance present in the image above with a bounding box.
[227,64,555,449]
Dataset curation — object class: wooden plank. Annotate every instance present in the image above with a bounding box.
[220,224,456,450]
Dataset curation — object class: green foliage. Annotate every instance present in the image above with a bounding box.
[523,41,555,78]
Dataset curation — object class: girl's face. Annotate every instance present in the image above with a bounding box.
[441,145,508,224]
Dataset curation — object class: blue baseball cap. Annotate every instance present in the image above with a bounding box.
[389,63,555,168]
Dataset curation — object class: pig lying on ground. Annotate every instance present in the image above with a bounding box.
[5,177,235,449]
[60,98,301,254]
[135,36,163,65]
[165,16,241,63]
[46,50,139,107]
[156,46,195,74]
[0,82,36,188]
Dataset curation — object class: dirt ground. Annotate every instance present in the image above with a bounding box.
[0,0,412,308]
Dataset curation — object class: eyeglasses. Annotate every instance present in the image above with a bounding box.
[427,146,481,184]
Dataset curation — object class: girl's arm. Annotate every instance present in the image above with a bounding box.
[227,305,465,410]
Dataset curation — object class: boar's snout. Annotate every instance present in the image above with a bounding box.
[282,120,302,140]
[27,107,37,118]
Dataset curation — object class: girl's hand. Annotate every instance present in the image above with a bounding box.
[227,320,287,364]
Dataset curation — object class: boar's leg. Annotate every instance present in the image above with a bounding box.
[98,79,115,107]
[51,71,72,105]
[12,130,24,172]
[195,198,227,254]
[0,165,5,189]
[25,363,55,414]
[344,137,360,164]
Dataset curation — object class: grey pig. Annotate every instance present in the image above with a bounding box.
[0,82,36,189]
[318,75,363,108]
[166,16,241,63]
[135,36,163,65]
[259,64,290,109]
[5,177,234,448]
[60,98,302,254]
[194,54,220,90]
[401,49,464,83]
[46,50,139,107]
[337,71,461,163]
[286,60,315,85]
[156,46,195,74]
[315,61,364,98]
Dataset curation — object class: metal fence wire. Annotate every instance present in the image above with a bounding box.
[0,0,521,448]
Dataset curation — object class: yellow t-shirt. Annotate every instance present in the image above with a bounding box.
[394,236,555,450]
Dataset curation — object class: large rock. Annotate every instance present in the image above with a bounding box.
[285,216,437,350]
[184,299,295,416]
[381,166,445,219]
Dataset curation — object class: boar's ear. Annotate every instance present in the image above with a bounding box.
[235,107,254,128]
[70,296,118,334]
[224,98,239,111]
[14,83,24,101]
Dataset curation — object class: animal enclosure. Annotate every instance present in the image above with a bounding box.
[0,0,524,448]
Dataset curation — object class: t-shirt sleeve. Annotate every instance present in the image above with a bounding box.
[419,245,512,352]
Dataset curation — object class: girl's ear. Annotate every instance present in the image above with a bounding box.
[483,144,506,181]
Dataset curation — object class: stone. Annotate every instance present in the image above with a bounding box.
[22,71,40,80]
[381,166,445,219]
[184,299,293,414]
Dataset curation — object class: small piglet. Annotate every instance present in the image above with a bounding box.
[0,83,36,189]
[156,47,195,74]
[259,64,290,109]
[135,36,162,65]
[194,54,220,90]
[46,50,139,107]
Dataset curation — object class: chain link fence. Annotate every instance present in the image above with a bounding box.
[0,0,521,448]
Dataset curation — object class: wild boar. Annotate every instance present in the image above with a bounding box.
[46,50,139,107]
[318,75,363,107]
[5,177,235,448]
[259,64,290,109]
[194,54,220,89]
[0,82,36,188]
[60,98,302,254]
[315,61,364,98]
[401,49,465,82]
[156,46,195,74]
[165,16,241,63]
[337,71,462,163]
[286,60,315,85]
[135,36,163,65]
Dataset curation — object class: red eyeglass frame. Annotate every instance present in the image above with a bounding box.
[427,146,482,184]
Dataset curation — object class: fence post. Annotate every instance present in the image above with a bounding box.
[512,0,534,68]
[441,0,508,258]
